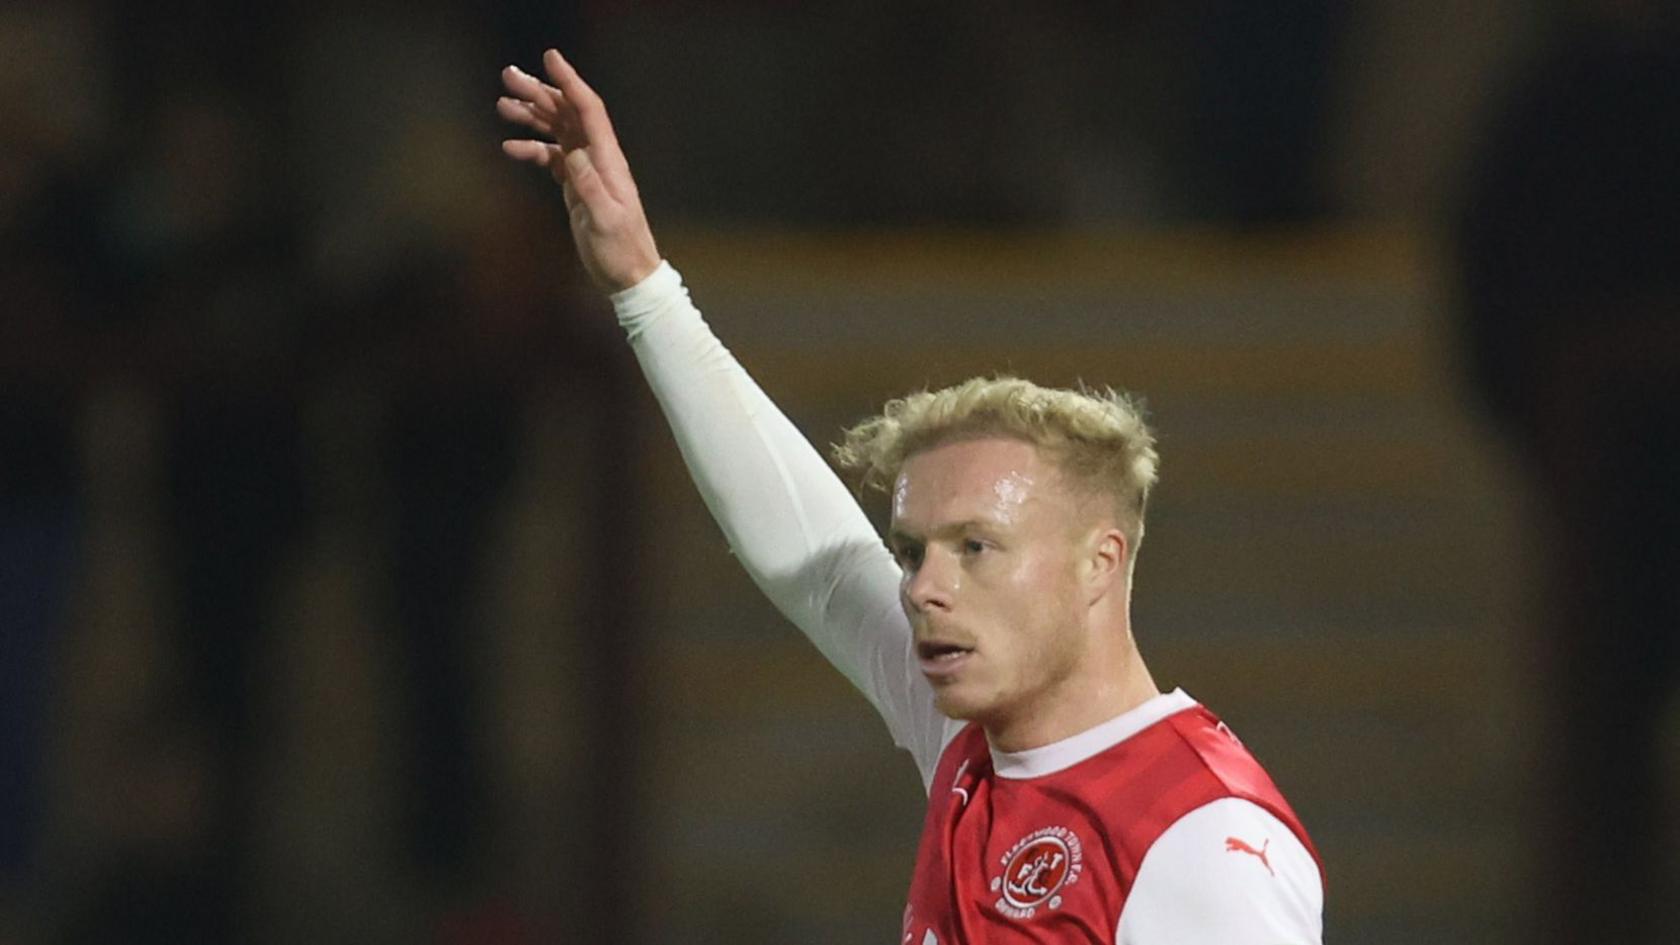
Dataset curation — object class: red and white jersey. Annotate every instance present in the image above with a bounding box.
[612,264,1326,944]
[903,691,1323,944]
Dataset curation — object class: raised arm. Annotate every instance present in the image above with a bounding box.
[498,51,952,782]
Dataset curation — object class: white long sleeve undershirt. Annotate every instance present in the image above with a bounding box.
[611,261,957,786]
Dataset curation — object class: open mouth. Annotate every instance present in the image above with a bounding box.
[917,641,975,663]
[920,635,974,672]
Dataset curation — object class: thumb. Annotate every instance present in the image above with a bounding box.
[560,147,611,207]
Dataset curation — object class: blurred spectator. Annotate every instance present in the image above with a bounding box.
[0,3,119,938]
[1455,3,1680,943]
[49,3,313,939]
[288,5,597,936]
[348,246,525,902]
[0,139,95,945]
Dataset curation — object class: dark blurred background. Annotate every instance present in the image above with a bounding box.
[2,1,1676,943]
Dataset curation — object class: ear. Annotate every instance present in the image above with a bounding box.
[1081,526,1129,606]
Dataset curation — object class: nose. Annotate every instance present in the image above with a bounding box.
[904,550,956,614]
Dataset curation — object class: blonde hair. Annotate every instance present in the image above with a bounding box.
[832,375,1159,553]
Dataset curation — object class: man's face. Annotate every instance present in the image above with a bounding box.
[888,436,1095,731]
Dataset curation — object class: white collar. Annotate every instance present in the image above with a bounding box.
[990,688,1197,780]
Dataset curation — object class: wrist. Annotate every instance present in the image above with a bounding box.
[609,259,681,316]
[611,254,662,294]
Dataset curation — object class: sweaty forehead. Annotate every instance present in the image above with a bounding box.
[891,437,1057,528]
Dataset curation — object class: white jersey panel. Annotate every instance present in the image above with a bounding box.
[1117,796,1323,945]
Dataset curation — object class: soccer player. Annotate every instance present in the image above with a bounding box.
[499,49,1325,944]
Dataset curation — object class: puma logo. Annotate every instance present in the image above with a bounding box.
[1224,836,1273,876]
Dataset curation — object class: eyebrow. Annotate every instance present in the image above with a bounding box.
[887,519,998,548]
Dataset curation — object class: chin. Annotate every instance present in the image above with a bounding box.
[933,685,998,723]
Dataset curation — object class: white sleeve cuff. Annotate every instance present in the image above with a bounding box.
[609,259,683,326]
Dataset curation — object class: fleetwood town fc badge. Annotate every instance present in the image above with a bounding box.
[990,826,1083,919]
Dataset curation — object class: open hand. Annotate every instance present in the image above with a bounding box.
[499,49,661,294]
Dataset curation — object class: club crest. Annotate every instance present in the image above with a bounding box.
[989,826,1083,919]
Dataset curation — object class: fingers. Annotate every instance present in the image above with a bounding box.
[497,96,554,137]
[501,138,559,167]
[501,50,639,216]
[501,63,588,149]
[539,49,628,176]
[540,50,602,126]
[501,65,562,114]
[501,52,606,134]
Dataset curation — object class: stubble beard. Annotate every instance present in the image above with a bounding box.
[931,620,1081,732]
[981,611,1087,740]
[928,667,989,722]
